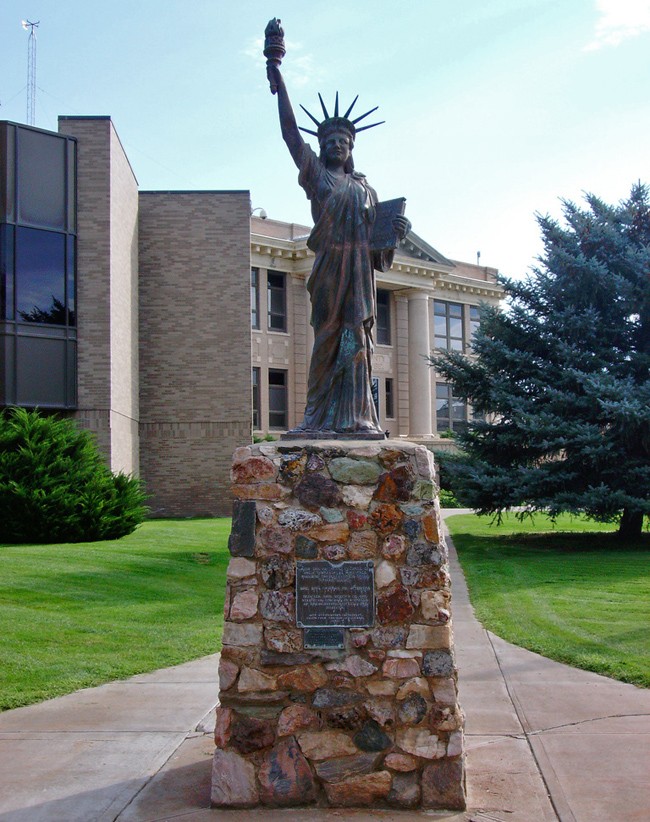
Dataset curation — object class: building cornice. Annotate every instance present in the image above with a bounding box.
[250,230,504,300]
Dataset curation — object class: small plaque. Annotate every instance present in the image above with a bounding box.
[296,560,375,628]
[304,626,345,649]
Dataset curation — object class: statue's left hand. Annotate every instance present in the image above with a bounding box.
[393,215,412,241]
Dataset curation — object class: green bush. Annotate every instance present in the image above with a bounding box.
[439,488,462,508]
[0,408,147,543]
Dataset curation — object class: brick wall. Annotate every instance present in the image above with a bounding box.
[58,116,139,473]
[138,191,251,516]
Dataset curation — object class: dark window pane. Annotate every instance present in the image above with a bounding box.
[372,377,380,416]
[385,378,394,418]
[251,268,259,329]
[0,224,14,320]
[66,339,77,407]
[0,333,16,403]
[0,123,16,222]
[376,289,391,345]
[16,128,66,230]
[15,227,68,325]
[252,367,260,429]
[66,235,76,325]
[67,139,76,232]
[268,271,286,332]
[268,368,287,428]
[16,336,67,406]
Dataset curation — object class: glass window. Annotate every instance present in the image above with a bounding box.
[0,224,14,320]
[267,271,287,332]
[436,382,468,433]
[376,289,391,345]
[251,268,259,329]
[434,300,464,351]
[469,305,480,346]
[0,123,16,222]
[15,227,70,325]
[385,378,394,418]
[372,377,380,417]
[16,127,67,230]
[268,368,288,429]
[252,367,260,429]
[66,235,75,325]
[16,336,66,406]
[2,124,77,411]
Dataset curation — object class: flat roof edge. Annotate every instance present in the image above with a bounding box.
[139,190,250,195]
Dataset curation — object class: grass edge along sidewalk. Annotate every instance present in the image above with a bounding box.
[446,512,650,688]
[0,518,231,711]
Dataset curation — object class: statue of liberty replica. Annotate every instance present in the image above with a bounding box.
[264,19,410,439]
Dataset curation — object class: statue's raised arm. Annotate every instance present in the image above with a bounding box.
[264,18,304,167]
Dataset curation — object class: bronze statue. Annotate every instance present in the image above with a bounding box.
[265,19,410,439]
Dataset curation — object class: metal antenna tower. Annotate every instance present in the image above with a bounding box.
[22,19,39,125]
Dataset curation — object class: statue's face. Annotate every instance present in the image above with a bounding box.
[322,131,352,167]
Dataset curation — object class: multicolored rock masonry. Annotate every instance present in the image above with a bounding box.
[211,439,466,810]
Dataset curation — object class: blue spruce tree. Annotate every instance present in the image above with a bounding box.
[432,183,650,538]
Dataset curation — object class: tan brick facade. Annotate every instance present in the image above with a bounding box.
[55,118,252,517]
[58,117,139,474]
[138,192,251,516]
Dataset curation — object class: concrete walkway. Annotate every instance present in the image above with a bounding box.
[0,514,648,821]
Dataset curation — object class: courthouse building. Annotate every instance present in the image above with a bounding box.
[0,116,502,517]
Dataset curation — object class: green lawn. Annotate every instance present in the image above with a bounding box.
[0,519,231,710]
[446,512,650,687]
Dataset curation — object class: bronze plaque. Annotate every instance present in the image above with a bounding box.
[304,626,346,649]
[296,560,375,628]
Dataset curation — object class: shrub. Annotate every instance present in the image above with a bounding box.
[439,488,462,508]
[434,450,463,508]
[0,408,147,543]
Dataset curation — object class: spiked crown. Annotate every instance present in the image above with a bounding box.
[299,92,384,144]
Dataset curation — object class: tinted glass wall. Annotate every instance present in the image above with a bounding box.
[0,122,77,408]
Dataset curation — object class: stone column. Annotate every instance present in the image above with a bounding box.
[212,439,465,811]
[394,294,410,437]
[407,291,433,438]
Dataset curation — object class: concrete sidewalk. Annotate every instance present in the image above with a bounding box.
[0,516,648,821]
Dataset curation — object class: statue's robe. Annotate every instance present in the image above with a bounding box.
[292,144,394,434]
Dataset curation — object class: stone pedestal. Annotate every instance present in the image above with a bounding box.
[211,439,465,810]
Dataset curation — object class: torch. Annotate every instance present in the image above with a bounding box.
[264,18,286,94]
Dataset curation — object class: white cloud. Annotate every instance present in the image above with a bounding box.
[585,0,650,50]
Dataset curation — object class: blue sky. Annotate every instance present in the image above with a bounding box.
[2,0,649,277]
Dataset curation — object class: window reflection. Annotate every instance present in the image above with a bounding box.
[16,227,71,325]
[436,382,468,432]
[0,224,14,320]
[434,300,464,351]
